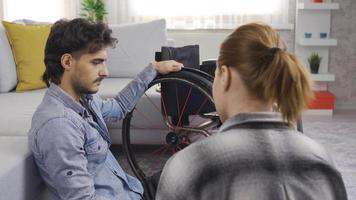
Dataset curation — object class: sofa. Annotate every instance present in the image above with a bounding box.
[0,19,173,200]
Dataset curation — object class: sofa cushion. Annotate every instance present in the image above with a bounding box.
[0,78,164,144]
[107,19,168,78]
[0,136,44,200]
[0,25,17,93]
[2,21,51,92]
[0,89,46,136]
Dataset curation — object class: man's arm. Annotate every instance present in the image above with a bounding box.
[36,118,109,200]
[99,61,182,122]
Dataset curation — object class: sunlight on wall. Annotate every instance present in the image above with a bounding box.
[131,0,280,16]
[0,0,4,20]
[3,0,65,22]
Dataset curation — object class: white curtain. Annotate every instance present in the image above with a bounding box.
[105,0,290,29]
[2,0,78,22]
[0,0,4,20]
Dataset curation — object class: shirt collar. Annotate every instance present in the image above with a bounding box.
[219,112,286,132]
[47,83,88,117]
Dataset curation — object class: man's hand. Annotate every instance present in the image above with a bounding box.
[151,60,183,74]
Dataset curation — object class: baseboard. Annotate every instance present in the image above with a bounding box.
[335,103,356,110]
[303,109,333,115]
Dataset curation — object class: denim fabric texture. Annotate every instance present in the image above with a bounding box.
[28,65,157,200]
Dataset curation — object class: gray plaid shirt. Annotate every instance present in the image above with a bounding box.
[157,112,347,200]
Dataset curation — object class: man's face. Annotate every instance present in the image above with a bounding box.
[70,49,109,95]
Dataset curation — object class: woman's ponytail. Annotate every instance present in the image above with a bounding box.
[264,49,314,124]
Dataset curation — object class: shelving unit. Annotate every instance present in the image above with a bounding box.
[310,73,335,82]
[295,0,339,115]
[298,38,337,46]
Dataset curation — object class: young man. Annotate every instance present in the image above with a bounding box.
[28,18,182,200]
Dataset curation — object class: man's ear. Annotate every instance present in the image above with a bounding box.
[220,65,231,91]
[61,54,73,70]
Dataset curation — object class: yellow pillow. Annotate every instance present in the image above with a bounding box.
[2,21,51,92]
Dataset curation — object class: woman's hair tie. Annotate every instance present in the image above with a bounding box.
[266,47,280,62]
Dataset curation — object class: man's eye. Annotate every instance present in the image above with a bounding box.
[92,61,101,65]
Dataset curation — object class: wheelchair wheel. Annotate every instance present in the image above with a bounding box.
[122,68,220,198]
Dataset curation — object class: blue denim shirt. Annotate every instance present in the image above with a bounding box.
[28,65,157,200]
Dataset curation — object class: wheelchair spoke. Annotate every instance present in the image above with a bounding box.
[189,97,208,124]
[133,108,164,130]
[176,86,192,128]
[160,94,174,128]
[175,83,181,118]
[144,93,161,114]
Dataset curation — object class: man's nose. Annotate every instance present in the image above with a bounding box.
[99,64,109,77]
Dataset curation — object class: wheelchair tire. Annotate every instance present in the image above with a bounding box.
[122,68,220,199]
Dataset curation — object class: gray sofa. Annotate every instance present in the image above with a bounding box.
[0,19,172,200]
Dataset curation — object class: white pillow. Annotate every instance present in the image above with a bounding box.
[0,25,17,92]
[107,19,168,77]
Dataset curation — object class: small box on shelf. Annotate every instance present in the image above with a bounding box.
[308,91,335,109]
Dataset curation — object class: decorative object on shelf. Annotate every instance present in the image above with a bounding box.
[304,32,312,38]
[312,0,323,3]
[320,32,328,38]
[80,0,107,23]
[308,52,322,74]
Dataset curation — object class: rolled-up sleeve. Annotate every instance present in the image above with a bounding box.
[36,117,109,200]
[99,64,157,123]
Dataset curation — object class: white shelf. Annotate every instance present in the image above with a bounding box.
[298,2,339,10]
[311,73,335,81]
[298,38,337,46]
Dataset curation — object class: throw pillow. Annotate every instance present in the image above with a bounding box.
[107,19,168,78]
[0,25,17,92]
[2,21,51,92]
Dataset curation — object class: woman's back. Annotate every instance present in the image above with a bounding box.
[157,113,347,200]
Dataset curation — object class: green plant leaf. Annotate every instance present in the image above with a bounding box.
[307,52,322,65]
[80,0,107,23]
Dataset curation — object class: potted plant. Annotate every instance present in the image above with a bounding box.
[80,0,107,23]
[308,52,322,74]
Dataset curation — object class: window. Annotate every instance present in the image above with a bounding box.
[2,0,77,22]
[107,0,290,29]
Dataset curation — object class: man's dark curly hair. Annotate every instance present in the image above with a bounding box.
[43,18,117,87]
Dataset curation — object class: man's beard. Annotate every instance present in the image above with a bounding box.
[72,77,103,95]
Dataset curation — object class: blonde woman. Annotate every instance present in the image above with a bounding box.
[156,23,347,200]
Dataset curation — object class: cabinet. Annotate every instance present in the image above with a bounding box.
[294,0,339,115]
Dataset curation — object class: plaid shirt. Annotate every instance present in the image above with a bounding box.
[157,112,347,200]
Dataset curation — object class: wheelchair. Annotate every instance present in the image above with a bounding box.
[121,46,303,200]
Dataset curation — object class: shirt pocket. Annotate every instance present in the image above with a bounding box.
[84,131,108,174]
